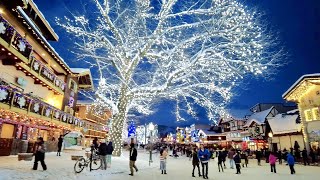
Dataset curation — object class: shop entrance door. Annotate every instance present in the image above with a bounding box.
[0,123,15,156]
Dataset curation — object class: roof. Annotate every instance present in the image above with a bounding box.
[71,68,94,90]
[198,129,220,136]
[244,107,274,127]
[283,73,320,101]
[268,114,302,135]
[27,0,59,41]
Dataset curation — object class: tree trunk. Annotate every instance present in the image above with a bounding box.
[110,111,126,156]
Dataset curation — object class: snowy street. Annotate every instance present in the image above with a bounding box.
[0,150,319,180]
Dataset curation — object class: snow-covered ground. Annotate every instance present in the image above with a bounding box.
[0,150,319,180]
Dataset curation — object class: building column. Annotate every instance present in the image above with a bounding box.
[298,104,310,153]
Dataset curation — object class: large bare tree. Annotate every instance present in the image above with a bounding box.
[57,0,281,156]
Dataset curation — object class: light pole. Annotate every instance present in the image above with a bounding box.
[268,132,273,152]
[149,122,155,166]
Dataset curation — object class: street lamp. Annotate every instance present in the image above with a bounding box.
[268,132,273,152]
[149,123,155,165]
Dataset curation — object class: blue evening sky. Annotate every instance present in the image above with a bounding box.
[34,0,320,126]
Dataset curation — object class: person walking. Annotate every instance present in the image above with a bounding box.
[191,147,202,177]
[222,148,227,168]
[57,135,63,156]
[129,143,138,176]
[277,150,282,164]
[302,148,309,166]
[240,151,248,168]
[227,149,235,169]
[98,139,108,170]
[269,152,277,173]
[233,151,241,174]
[217,151,224,172]
[256,149,262,166]
[287,153,296,174]
[160,147,168,174]
[198,144,210,179]
[92,137,99,150]
[32,137,47,171]
[106,141,114,168]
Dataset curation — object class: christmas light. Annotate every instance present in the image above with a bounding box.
[57,0,281,155]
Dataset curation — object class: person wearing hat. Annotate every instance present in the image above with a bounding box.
[98,139,108,170]
[129,143,138,176]
[32,137,47,170]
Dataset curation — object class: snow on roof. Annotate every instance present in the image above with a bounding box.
[268,114,301,135]
[17,6,71,72]
[244,107,273,127]
[70,68,91,74]
[287,109,299,114]
[282,73,320,98]
[28,0,59,40]
[199,129,219,136]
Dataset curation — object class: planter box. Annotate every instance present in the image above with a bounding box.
[71,155,83,161]
[18,153,33,161]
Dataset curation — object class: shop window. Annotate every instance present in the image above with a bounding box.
[39,130,48,141]
[0,123,14,138]
[68,79,78,92]
[305,110,313,121]
[312,108,320,120]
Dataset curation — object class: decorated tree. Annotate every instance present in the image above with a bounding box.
[57,0,282,155]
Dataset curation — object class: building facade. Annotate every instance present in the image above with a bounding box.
[0,1,92,155]
[218,117,246,149]
[283,73,320,153]
[75,101,111,147]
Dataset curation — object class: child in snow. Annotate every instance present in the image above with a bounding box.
[160,147,168,174]
[287,153,296,174]
[269,152,277,173]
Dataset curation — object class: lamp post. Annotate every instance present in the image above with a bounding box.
[268,132,273,152]
[149,122,155,166]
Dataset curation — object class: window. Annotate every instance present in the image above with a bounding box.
[68,79,78,92]
[312,108,320,120]
[304,110,313,121]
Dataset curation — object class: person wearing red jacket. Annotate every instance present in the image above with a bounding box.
[269,152,277,173]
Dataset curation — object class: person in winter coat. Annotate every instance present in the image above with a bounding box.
[222,149,227,168]
[217,151,224,172]
[106,141,114,167]
[191,147,202,177]
[227,149,235,169]
[32,137,47,171]
[198,144,210,179]
[310,149,316,164]
[57,135,63,156]
[98,139,108,170]
[302,148,309,166]
[287,153,296,174]
[160,147,168,174]
[92,137,99,150]
[256,149,262,166]
[269,152,277,173]
[277,150,282,164]
[240,151,248,168]
[129,143,138,176]
[233,151,241,174]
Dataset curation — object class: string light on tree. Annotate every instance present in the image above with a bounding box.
[57,0,283,156]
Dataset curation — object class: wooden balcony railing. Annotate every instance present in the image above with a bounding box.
[0,85,82,127]
[0,15,66,93]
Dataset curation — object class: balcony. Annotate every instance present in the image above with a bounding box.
[0,85,82,128]
[0,15,66,94]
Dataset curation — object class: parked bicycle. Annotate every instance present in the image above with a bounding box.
[74,148,102,173]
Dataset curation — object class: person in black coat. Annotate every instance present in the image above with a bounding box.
[98,139,108,170]
[191,147,202,177]
[92,137,99,150]
[222,149,228,168]
[33,137,47,171]
[277,150,282,164]
[302,148,309,166]
[217,151,224,172]
[256,149,262,166]
[129,143,138,176]
[57,135,63,156]
[234,151,241,174]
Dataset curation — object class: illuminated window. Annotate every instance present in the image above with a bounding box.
[312,108,320,120]
[304,110,313,121]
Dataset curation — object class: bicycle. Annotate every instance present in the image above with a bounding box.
[74,149,102,173]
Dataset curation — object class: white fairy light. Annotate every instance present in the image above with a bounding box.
[57,0,281,156]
